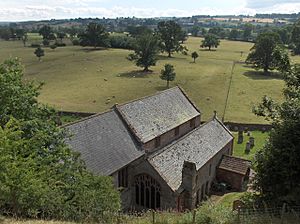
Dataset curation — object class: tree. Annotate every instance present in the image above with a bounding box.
[246,32,290,74]
[34,47,44,61]
[191,51,199,63]
[201,34,220,50]
[291,19,300,54]
[127,25,152,37]
[127,34,160,72]
[253,64,300,205]
[179,30,188,43]
[0,28,11,40]
[243,24,253,41]
[42,39,50,46]
[39,25,52,40]
[57,32,66,42]
[190,26,200,37]
[21,33,28,47]
[157,20,185,57]
[78,23,109,48]
[160,64,176,88]
[229,29,240,40]
[0,59,120,220]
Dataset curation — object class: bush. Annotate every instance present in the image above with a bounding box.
[50,44,57,50]
[30,43,40,48]
[109,35,135,50]
[72,39,80,46]
[55,42,66,47]
[42,39,50,46]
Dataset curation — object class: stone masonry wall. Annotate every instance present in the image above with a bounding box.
[143,116,201,152]
[116,157,177,211]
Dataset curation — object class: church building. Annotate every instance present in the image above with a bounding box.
[64,86,249,211]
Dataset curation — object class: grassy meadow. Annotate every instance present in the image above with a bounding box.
[1,35,299,123]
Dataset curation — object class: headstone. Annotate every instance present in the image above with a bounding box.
[247,131,251,136]
[245,141,251,154]
[237,130,243,144]
[249,137,255,148]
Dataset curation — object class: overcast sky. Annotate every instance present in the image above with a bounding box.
[0,0,300,21]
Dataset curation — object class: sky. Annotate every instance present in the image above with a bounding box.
[0,0,300,21]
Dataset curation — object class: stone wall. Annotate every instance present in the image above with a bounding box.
[224,122,272,132]
[143,116,201,152]
[216,169,245,191]
[115,157,177,211]
[187,140,234,209]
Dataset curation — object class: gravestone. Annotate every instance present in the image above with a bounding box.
[238,130,243,144]
[249,137,255,148]
[245,141,251,154]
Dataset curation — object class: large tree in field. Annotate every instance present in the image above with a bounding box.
[78,23,109,48]
[291,19,300,55]
[253,64,300,205]
[34,47,44,61]
[200,34,220,50]
[157,20,185,57]
[39,25,52,40]
[127,34,160,72]
[246,32,290,74]
[160,64,176,88]
[0,59,120,221]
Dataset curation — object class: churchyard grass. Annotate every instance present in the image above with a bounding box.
[233,131,269,161]
[1,36,299,123]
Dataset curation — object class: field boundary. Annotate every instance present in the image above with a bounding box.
[222,61,236,122]
[58,110,272,131]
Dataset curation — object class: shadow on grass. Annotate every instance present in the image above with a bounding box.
[155,86,169,91]
[74,47,108,52]
[199,48,217,52]
[118,70,154,78]
[157,55,187,61]
[243,70,283,80]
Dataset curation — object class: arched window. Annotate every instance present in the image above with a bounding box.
[135,174,161,209]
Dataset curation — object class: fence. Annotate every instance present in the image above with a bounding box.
[236,204,300,224]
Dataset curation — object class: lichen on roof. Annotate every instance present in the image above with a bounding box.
[148,118,233,191]
[117,87,200,143]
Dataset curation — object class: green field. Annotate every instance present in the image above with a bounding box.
[1,36,299,123]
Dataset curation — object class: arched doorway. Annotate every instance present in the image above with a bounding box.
[135,174,161,209]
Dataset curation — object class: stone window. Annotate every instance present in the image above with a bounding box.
[175,126,180,136]
[155,136,161,148]
[190,118,196,128]
[135,174,161,209]
[209,164,212,176]
[118,166,128,188]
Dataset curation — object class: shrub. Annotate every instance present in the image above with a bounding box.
[55,42,66,47]
[72,38,80,46]
[30,43,40,48]
[109,35,135,50]
[42,39,50,46]
[50,44,57,50]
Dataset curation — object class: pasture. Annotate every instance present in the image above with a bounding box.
[1,35,299,123]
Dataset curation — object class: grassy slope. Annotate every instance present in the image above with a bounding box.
[1,36,299,122]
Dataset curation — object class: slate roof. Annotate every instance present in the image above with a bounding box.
[64,110,144,176]
[148,118,233,192]
[218,155,251,175]
[117,86,200,143]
